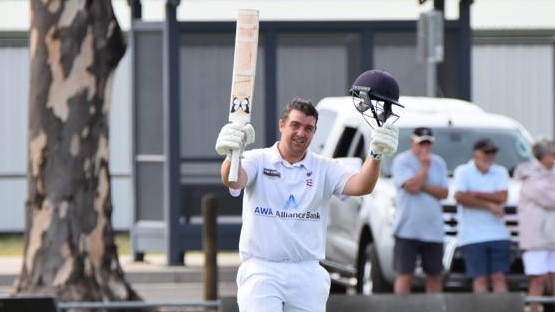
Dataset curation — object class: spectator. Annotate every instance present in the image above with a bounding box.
[514,139,555,312]
[453,138,511,293]
[391,127,449,294]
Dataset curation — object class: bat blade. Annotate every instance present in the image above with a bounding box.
[228,9,259,182]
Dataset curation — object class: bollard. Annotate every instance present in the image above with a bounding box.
[202,193,219,312]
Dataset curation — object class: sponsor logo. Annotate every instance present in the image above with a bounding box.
[253,206,320,220]
[230,96,250,114]
[252,194,320,221]
[263,168,281,179]
[275,210,320,220]
[254,206,273,216]
[283,194,299,210]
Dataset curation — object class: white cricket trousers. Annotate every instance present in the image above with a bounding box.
[236,258,331,312]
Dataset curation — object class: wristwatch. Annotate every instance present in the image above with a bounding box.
[369,150,383,160]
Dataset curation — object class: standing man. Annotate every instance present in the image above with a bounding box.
[215,70,401,311]
[453,138,511,293]
[391,127,449,294]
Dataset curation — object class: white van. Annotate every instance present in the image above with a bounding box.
[312,96,534,294]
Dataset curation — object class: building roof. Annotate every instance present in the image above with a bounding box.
[1,0,555,32]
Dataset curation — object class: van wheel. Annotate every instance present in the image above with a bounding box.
[356,242,393,294]
[329,282,348,294]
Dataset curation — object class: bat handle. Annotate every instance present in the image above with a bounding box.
[228,149,241,182]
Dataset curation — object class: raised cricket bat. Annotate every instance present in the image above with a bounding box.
[228,9,259,182]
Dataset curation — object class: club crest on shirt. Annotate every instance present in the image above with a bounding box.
[305,171,313,187]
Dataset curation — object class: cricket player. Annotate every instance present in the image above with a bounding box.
[215,70,401,312]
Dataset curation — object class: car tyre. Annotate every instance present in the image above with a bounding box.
[356,242,393,294]
[329,282,348,294]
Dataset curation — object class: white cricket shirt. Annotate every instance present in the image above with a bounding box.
[238,143,355,262]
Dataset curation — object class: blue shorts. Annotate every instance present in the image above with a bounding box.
[460,240,511,278]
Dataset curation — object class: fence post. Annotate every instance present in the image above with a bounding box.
[202,193,218,311]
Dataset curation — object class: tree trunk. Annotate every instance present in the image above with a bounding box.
[13,0,144,309]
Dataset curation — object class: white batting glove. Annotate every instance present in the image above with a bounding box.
[243,123,255,146]
[369,120,399,159]
[215,122,255,157]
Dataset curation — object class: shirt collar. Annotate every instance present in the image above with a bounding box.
[270,142,314,171]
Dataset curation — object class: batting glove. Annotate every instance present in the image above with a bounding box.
[369,120,399,159]
[215,122,255,157]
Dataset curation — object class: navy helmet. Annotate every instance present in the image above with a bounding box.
[350,69,401,106]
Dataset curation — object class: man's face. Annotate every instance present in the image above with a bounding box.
[278,109,317,159]
[543,149,555,169]
[474,148,498,170]
[411,140,433,155]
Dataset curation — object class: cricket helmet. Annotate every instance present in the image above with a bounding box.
[349,69,404,127]
[350,69,401,105]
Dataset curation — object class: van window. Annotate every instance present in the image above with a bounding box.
[381,128,534,177]
[310,109,336,154]
[333,127,356,158]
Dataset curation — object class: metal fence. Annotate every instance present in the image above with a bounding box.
[2,295,555,311]
[57,299,220,310]
[54,296,555,311]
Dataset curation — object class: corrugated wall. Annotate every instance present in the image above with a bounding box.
[0,46,28,232]
[472,38,554,140]
[0,33,553,232]
[0,45,133,232]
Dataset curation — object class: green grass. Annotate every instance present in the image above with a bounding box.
[0,232,131,257]
[0,233,26,256]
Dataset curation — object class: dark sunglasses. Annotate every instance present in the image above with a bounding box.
[483,149,498,155]
[417,141,433,145]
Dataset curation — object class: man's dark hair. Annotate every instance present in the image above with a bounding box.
[280,98,319,123]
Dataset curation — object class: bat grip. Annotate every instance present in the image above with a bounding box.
[228,150,241,182]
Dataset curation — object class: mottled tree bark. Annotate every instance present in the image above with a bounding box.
[13,0,144,309]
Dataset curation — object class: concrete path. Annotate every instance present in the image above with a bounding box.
[0,252,241,301]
